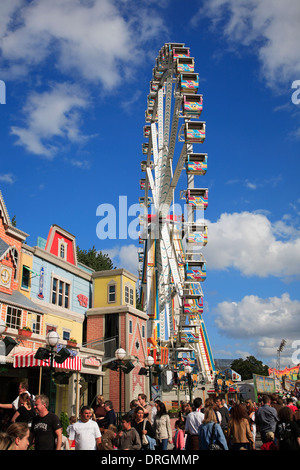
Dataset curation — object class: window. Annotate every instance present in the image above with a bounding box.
[6,306,22,329]
[63,330,70,341]
[125,285,134,305]
[46,325,57,336]
[21,266,31,290]
[51,276,71,309]
[129,319,133,334]
[58,240,67,260]
[30,313,42,334]
[108,283,116,303]
[130,288,134,306]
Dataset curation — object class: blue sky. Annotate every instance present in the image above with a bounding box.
[1,0,300,369]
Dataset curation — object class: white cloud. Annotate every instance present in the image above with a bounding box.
[213,294,300,367]
[193,0,300,88]
[10,82,89,158]
[106,244,139,276]
[0,0,166,88]
[0,173,16,184]
[214,293,300,339]
[202,211,300,278]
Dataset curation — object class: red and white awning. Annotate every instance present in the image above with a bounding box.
[13,352,81,371]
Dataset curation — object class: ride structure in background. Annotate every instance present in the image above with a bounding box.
[138,43,215,387]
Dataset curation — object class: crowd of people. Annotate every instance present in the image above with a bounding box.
[0,381,300,451]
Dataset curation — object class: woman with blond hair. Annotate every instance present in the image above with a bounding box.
[93,395,107,424]
[198,407,228,450]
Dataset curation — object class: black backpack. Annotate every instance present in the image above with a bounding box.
[277,422,299,450]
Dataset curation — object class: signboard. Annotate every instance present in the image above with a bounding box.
[253,374,276,401]
[220,368,242,382]
[284,377,296,391]
[38,267,44,299]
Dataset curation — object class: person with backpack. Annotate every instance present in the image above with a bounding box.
[275,406,300,451]
[198,407,228,450]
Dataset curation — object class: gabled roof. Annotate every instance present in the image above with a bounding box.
[0,289,45,315]
[44,224,78,266]
[0,238,18,266]
[0,190,11,226]
[0,190,29,241]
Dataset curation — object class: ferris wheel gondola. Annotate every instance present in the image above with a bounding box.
[138,43,215,384]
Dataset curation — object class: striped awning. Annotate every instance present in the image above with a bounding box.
[13,352,81,371]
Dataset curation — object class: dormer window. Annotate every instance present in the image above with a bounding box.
[58,239,68,261]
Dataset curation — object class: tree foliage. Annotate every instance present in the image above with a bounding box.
[231,355,269,380]
[76,245,114,271]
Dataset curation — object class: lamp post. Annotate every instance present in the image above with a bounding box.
[145,355,155,401]
[184,365,193,402]
[115,348,126,427]
[46,330,60,412]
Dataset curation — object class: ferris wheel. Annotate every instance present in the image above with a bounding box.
[138,43,215,384]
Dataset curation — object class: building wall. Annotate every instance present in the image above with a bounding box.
[18,248,33,299]
[93,269,136,309]
[87,268,149,411]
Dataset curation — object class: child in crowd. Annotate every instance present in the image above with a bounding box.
[173,419,186,450]
[99,424,117,450]
[260,431,277,450]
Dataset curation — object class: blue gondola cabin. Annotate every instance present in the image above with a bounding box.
[185,254,207,282]
[141,160,154,172]
[186,224,208,246]
[184,121,206,143]
[142,142,153,155]
[186,153,207,175]
[177,57,194,73]
[182,94,203,118]
[143,125,151,138]
[173,46,190,62]
[179,73,199,94]
[186,188,208,210]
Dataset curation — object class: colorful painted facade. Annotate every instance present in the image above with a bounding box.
[0,193,104,417]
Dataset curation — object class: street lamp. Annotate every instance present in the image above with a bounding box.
[145,355,155,401]
[184,365,193,402]
[34,330,71,411]
[115,348,126,426]
[46,330,60,412]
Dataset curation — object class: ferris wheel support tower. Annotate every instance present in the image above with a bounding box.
[138,43,215,384]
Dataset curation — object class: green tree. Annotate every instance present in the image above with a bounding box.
[231,355,269,380]
[76,245,114,271]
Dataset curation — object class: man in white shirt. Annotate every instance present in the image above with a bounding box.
[0,381,34,411]
[185,397,204,450]
[68,406,101,450]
